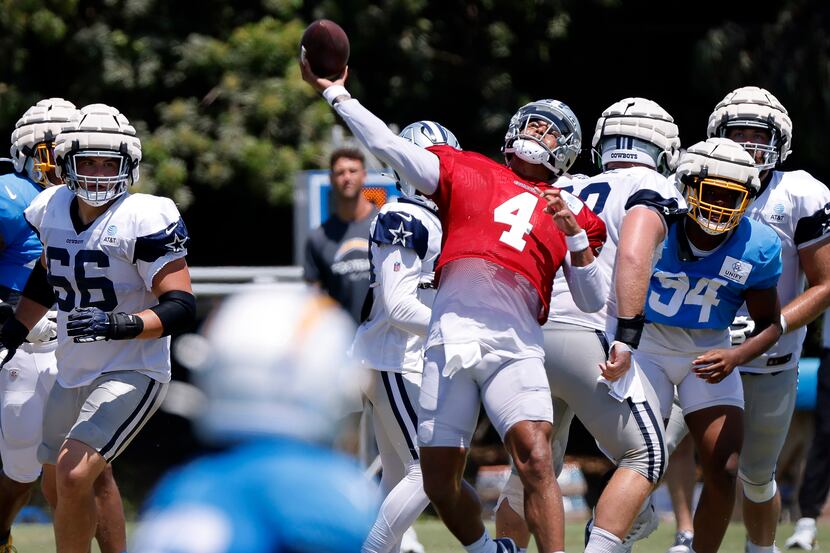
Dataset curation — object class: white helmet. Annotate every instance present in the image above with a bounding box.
[676,137,760,235]
[503,99,581,177]
[396,120,461,212]
[592,97,680,176]
[707,86,792,170]
[9,98,77,186]
[175,286,364,445]
[55,103,142,207]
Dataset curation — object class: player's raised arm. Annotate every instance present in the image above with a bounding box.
[300,61,440,196]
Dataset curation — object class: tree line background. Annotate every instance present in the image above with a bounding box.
[1,0,828,266]
[0,0,828,511]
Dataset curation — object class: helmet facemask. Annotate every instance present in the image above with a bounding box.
[706,86,793,170]
[29,141,60,186]
[65,150,133,207]
[684,173,751,235]
[718,121,780,171]
[503,101,581,177]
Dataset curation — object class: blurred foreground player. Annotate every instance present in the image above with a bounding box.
[131,287,379,553]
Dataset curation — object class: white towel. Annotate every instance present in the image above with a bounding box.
[597,356,647,403]
[442,342,482,378]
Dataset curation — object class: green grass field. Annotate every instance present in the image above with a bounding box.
[5,518,827,552]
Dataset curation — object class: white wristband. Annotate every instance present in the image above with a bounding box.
[780,314,788,335]
[610,341,632,355]
[565,230,590,252]
[322,85,350,106]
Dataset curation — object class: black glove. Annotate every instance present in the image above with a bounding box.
[0,317,29,367]
[67,307,144,343]
[0,301,13,324]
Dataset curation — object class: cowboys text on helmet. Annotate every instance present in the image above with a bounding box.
[592,97,680,176]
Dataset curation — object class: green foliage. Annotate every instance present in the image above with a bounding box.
[0,0,827,216]
[0,0,332,210]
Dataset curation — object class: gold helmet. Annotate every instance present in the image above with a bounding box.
[676,138,760,234]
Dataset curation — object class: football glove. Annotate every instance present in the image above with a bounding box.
[0,317,30,368]
[729,316,756,346]
[26,311,58,344]
[67,307,144,343]
[0,301,12,324]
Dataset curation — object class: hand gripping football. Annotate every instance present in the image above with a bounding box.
[300,19,350,79]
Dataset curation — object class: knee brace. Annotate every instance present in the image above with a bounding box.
[739,471,777,503]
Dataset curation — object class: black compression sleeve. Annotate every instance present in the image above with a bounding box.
[149,290,196,337]
[22,263,56,309]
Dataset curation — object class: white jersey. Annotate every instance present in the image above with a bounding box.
[738,170,830,373]
[549,167,686,331]
[25,186,189,387]
[351,199,442,373]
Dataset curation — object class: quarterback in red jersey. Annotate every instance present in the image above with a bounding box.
[303,62,606,553]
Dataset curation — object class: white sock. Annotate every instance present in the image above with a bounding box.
[464,530,497,553]
[746,542,776,553]
[518,548,528,553]
[585,526,626,553]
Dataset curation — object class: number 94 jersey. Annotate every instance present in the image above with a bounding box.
[645,217,781,330]
[24,186,190,388]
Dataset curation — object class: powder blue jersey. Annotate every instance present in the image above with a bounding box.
[132,438,379,553]
[0,172,42,293]
[645,217,782,330]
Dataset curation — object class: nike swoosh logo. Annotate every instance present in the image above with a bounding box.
[399,213,413,221]
[4,186,17,200]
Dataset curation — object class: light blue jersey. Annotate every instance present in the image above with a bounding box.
[132,438,379,553]
[646,217,782,330]
[0,172,42,293]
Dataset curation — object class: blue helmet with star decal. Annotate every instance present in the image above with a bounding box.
[396,121,460,212]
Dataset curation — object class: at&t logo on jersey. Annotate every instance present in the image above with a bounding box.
[718,256,753,285]
[102,224,119,245]
[766,203,787,223]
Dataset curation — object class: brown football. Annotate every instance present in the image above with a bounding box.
[301,19,350,79]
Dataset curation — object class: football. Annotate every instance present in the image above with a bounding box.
[300,19,350,79]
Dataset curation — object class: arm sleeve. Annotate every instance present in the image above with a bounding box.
[624,174,687,227]
[794,196,830,249]
[562,256,609,313]
[375,244,431,337]
[334,99,440,195]
[131,198,190,290]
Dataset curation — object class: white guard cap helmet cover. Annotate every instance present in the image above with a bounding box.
[396,120,461,212]
[503,99,582,177]
[676,137,760,235]
[707,86,793,171]
[177,286,364,445]
[54,103,142,207]
[10,98,77,186]
[591,97,680,176]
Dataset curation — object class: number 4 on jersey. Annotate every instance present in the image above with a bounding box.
[494,192,538,251]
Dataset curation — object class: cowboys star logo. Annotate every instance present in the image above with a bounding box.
[388,221,413,247]
[165,233,188,253]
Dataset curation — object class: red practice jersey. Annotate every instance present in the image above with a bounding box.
[427,145,606,324]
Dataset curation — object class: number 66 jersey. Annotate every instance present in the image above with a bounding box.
[24,185,190,388]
